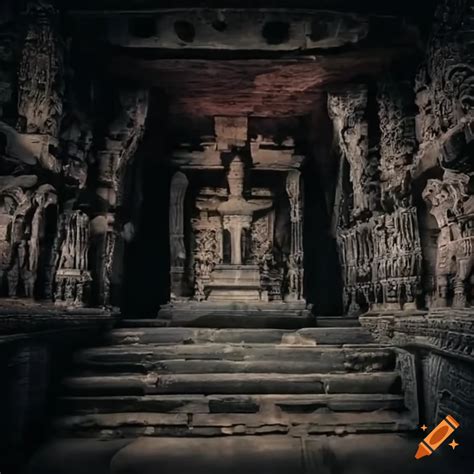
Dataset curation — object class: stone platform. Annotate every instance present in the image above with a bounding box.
[28,434,471,474]
[157,301,312,328]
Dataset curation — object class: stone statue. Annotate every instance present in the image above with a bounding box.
[54,210,91,306]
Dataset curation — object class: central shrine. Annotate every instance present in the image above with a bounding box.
[162,117,306,319]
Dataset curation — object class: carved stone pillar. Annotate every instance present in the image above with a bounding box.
[285,169,304,301]
[377,81,417,209]
[328,86,379,219]
[16,0,64,173]
[91,88,149,306]
[422,171,474,309]
[169,171,189,298]
[54,210,91,306]
[192,214,221,301]
[223,215,252,265]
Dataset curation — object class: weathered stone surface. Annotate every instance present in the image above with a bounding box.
[53,409,413,438]
[63,372,400,396]
[105,326,373,345]
[106,52,418,118]
[58,393,405,415]
[92,9,371,52]
[74,343,393,366]
[27,434,469,474]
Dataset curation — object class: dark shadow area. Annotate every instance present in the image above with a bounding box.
[303,163,343,315]
[121,161,172,317]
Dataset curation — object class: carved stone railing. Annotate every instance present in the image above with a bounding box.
[360,309,474,428]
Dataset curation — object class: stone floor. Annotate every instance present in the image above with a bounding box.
[27,434,471,474]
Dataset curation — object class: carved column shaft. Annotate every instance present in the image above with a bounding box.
[377,81,416,209]
[286,169,304,301]
[17,1,64,136]
[223,215,252,265]
[328,86,378,219]
[90,88,149,306]
[169,171,189,297]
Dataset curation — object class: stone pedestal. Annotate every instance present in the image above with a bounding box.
[54,269,92,306]
[207,264,261,301]
[158,300,312,327]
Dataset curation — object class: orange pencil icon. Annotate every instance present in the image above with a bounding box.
[415,415,460,459]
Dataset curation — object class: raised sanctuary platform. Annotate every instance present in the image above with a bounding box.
[158,301,313,328]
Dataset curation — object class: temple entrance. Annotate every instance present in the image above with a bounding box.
[120,112,342,319]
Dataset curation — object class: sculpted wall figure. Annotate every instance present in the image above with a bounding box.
[422,171,474,307]
[54,210,91,305]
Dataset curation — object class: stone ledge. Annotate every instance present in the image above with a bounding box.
[359,309,474,364]
[27,434,471,474]
[0,299,116,336]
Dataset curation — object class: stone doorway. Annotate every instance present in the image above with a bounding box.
[119,111,343,319]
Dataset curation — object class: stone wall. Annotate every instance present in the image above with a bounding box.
[360,309,474,431]
[329,0,473,314]
[328,81,423,314]
[0,0,149,308]
[0,305,114,473]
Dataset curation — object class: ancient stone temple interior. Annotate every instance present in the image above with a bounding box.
[0,1,473,473]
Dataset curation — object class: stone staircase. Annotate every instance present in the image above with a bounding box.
[53,322,419,439]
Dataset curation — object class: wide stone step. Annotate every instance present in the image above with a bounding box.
[73,353,395,376]
[75,344,392,369]
[58,393,406,415]
[62,372,401,396]
[105,327,373,346]
[53,409,415,438]
[74,345,394,375]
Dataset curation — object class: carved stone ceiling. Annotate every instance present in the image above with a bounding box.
[69,5,423,119]
[107,49,415,118]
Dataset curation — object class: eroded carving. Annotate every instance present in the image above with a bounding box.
[0,178,57,298]
[54,210,91,306]
[17,0,64,137]
[328,86,379,219]
[338,207,422,313]
[377,81,417,209]
[422,171,474,308]
[192,215,221,301]
[414,0,474,171]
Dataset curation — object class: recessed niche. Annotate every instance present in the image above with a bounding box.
[128,17,157,38]
[174,20,195,43]
[212,20,227,32]
[262,21,290,45]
